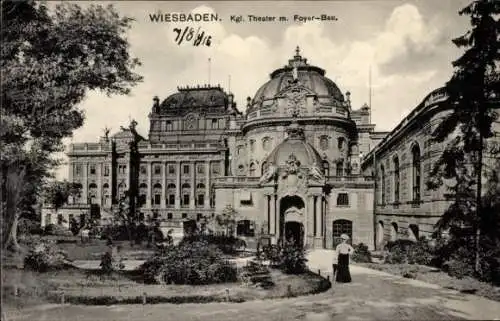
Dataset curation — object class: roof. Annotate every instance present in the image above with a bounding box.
[265,122,323,167]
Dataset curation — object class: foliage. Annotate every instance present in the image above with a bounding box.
[262,244,282,267]
[239,260,274,289]
[18,217,43,235]
[1,0,142,251]
[383,238,435,265]
[140,241,238,285]
[427,0,500,275]
[100,252,114,275]
[180,234,246,255]
[43,181,81,210]
[43,224,73,237]
[24,241,69,272]
[215,204,238,236]
[278,242,308,274]
[352,243,372,263]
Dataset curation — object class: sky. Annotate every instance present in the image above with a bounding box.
[52,0,471,180]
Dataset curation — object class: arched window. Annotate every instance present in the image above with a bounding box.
[196,183,205,207]
[249,163,256,177]
[117,182,127,199]
[412,144,421,202]
[322,161,330,176]
[102,183,110,206]
[337,137,346,150]
[262,137,271,151]
[238,164,245,176]
[167,183,176,207]
[261,161,268,176]
[408,224,419,241]
[88,183,97,204]
[393,156,400,204]
[390,222,398,241]
[377,221,385,248]
[319,136,329,150]
[153,183,162,206]
[332,219,352,246]
[380,165,385,205]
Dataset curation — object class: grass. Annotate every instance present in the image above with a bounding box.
[358,262,500,302]
[2,266,330,308]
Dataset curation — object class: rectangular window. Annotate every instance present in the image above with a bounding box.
[183,194,190,206]
[166,121,173,131]
[211,118,218,129]
[45,214,52,225]
[104,165,110,177]
[336,162,344,177]
[182,213,188,219]
[90,164,96,175]
[154,194,161,205]
[168,164,175,174]
[57,214,64,225]
[197,194,205,207]
[168,194,175,206]
[140,165,147,175]
[211,163,220,176]
[336,193,349,206]
[75,164,82,176]
[154,165,161,175]
[183,165,190,175]
[197,164,205,174]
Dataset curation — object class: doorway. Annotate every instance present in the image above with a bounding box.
[279,195,305,244]
[284,221,304,247]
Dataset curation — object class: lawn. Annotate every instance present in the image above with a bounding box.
[2,266,330,309]
[357,262,500,302]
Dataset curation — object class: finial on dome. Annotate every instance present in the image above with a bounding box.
[295,46,300,57]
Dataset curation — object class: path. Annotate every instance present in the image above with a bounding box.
[5,250,500,321]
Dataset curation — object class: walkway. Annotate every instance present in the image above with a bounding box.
[5,250,500,321]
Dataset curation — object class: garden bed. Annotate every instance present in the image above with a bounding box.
[358,262,500,302]
[2,267,330,308]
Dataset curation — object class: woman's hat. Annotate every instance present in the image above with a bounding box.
[340,234,350,240]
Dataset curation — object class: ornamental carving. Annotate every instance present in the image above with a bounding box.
[284,88,307,117]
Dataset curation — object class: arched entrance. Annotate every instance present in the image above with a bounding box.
[279,195,305,247]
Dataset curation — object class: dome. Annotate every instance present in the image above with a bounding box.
[265,122,323,167]
[250,47,344,110]
[156,85,230,114]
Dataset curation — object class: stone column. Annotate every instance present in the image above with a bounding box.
[205,160,210,209]
[146,161,152,208]
[307,194,315,245]
[161,161,166,208]
[175,161,181,209]
[190,162,195,209]
[269,194,275,238]
[125,155,131,193]
[316,195,322,237]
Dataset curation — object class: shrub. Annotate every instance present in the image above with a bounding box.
[140,241,238,285]
[24,241,69,272]
[352,243,372,263]
[262,244,281,267]
[44,224,73,237]
[383,237,436,265]
[100,252,114,275]
[180,235,246,255]
[278,242,307,274]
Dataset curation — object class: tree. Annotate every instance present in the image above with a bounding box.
[43,181,80,210]
[428,0,499,274]
[112,191,140,245]
[216,204,237,236]
[1,1,142,251]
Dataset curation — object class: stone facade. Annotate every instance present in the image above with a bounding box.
[60,48,500,251]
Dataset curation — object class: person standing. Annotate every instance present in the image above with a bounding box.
[335,234,354,283]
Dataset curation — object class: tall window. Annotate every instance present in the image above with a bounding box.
[139,183,147,206]
[332,219,352,246]
[196,183,205,207]
[167,183,176,207]
[412,144,421,202]
[182,183,190,207]
[168,164,175,174]
[104,165,110,177]
[154,164,161,175]
[153,183,162,206]
[89,164,96,175]
[322,161,330,176]
[249,163,256,176]
[237,220,255,237]
[380,165,385,205]
[140,165,147,175]
[337,137,346,150]
[336,160,344,177]
[197,163,205,174]
[183,164,190,175]
[393,156,400,204]
[74,164,82,176]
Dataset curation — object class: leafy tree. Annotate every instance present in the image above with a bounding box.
[1,1,142,251]
[216,204,237,236]
[428,0,499,274]
[112,191,140,246]
[43,180,80,210]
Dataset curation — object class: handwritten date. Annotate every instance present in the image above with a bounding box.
[173,26,212,47]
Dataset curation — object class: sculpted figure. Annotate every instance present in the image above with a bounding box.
[309,163,324,181]
[259,162,277,184]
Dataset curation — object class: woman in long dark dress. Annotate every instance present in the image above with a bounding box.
[335,234,354,283]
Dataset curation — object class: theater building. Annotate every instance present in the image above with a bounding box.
[53,47,499,250]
